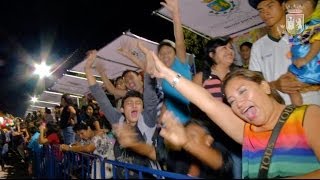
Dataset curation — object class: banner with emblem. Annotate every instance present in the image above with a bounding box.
[286,9,304,36]
[154,0,265,38]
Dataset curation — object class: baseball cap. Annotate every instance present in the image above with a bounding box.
[248,0,263,9]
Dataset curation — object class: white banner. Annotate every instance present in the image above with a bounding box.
[71,32,158,80]
[155,0,265,38]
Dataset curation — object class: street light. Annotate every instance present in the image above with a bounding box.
[28,59,56,116]
[33,62,51,79]
[31,96,38,103]
[33,61,52,96]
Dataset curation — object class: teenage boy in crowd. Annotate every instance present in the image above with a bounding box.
[84,50,159,178]
[248,0,320,105]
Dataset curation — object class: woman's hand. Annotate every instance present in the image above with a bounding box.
[161,0,179,15]
[137,42,168,78]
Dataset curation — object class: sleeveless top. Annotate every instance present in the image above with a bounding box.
[201,68,242,177]
[202,65,239,104]
[242,105,320,178]
[60,106,72,129]
[203,73,225,102]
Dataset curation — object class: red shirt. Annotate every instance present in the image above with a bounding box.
[47,133,60,145]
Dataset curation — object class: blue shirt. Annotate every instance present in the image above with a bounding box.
[162,57,192,124]
[28,132,42,153]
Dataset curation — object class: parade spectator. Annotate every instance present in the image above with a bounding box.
[0,127,7,171]
[115,114,234,178]
[248,0,320,105]
[118,0,191,124]
[60,122,115,179]
[192,36,242,178]
[141,47,320,178]
[53,105,62,123]
[44,107,55,124]
[98,72,127,110]
[38,122,62,145]
[12,121,28,162]
[27,125,42,177]
[113,76,127,109]
[84,49,159,178]
[59,94,77,145]
[239,41,252,69]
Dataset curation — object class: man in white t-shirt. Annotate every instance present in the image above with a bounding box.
[248,0,320,105]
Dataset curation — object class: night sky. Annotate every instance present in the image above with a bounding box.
[0,0,173,117]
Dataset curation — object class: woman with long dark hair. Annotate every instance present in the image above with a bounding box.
[192,36,242,178]
[39,122,62,145]
[59,93,76,145]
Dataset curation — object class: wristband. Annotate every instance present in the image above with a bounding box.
[171,73,182,88]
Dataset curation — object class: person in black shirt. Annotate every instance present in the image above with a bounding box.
[59,94,77,145]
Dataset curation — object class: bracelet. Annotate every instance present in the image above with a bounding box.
[69,144,72,151]
[171,73,182,88]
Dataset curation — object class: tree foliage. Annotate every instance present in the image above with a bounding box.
[183,29,209,72]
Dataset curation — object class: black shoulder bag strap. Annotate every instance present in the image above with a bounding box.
[258,105,295,178]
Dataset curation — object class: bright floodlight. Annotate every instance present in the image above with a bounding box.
[31,96,38,103]
[34,62,51,78]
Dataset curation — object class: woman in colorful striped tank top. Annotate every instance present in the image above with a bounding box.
[141,49,320,178]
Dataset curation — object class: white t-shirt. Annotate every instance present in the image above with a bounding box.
[249,34,320,105]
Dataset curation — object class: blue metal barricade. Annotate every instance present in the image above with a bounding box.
[105,159,196,179]
[34,145,198,179]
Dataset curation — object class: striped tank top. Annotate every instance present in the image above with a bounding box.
[242,105,320,178]
[203,74,224,102]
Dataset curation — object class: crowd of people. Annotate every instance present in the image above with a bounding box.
[0,0,319,179]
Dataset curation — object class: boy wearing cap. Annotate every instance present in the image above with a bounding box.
[157,0,192,125]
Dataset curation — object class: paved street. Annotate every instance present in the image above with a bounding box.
[0,164,28,179]
[0,165,10,179]
[0,152,29,179]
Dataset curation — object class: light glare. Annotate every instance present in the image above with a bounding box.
[34,62,51,78]
[31,96,38,103]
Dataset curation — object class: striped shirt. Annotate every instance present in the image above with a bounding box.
[242,105,320,178]
[203,74,224,102]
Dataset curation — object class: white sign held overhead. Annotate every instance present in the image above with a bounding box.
[155,0,265,38]
[71,32,158,79]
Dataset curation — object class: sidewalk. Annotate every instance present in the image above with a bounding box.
[0,165,10,178]
[0,172,6,178]
[0,152,30,179]
[0,163,28,179]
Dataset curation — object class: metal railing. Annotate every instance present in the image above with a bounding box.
[33,144,196,179]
